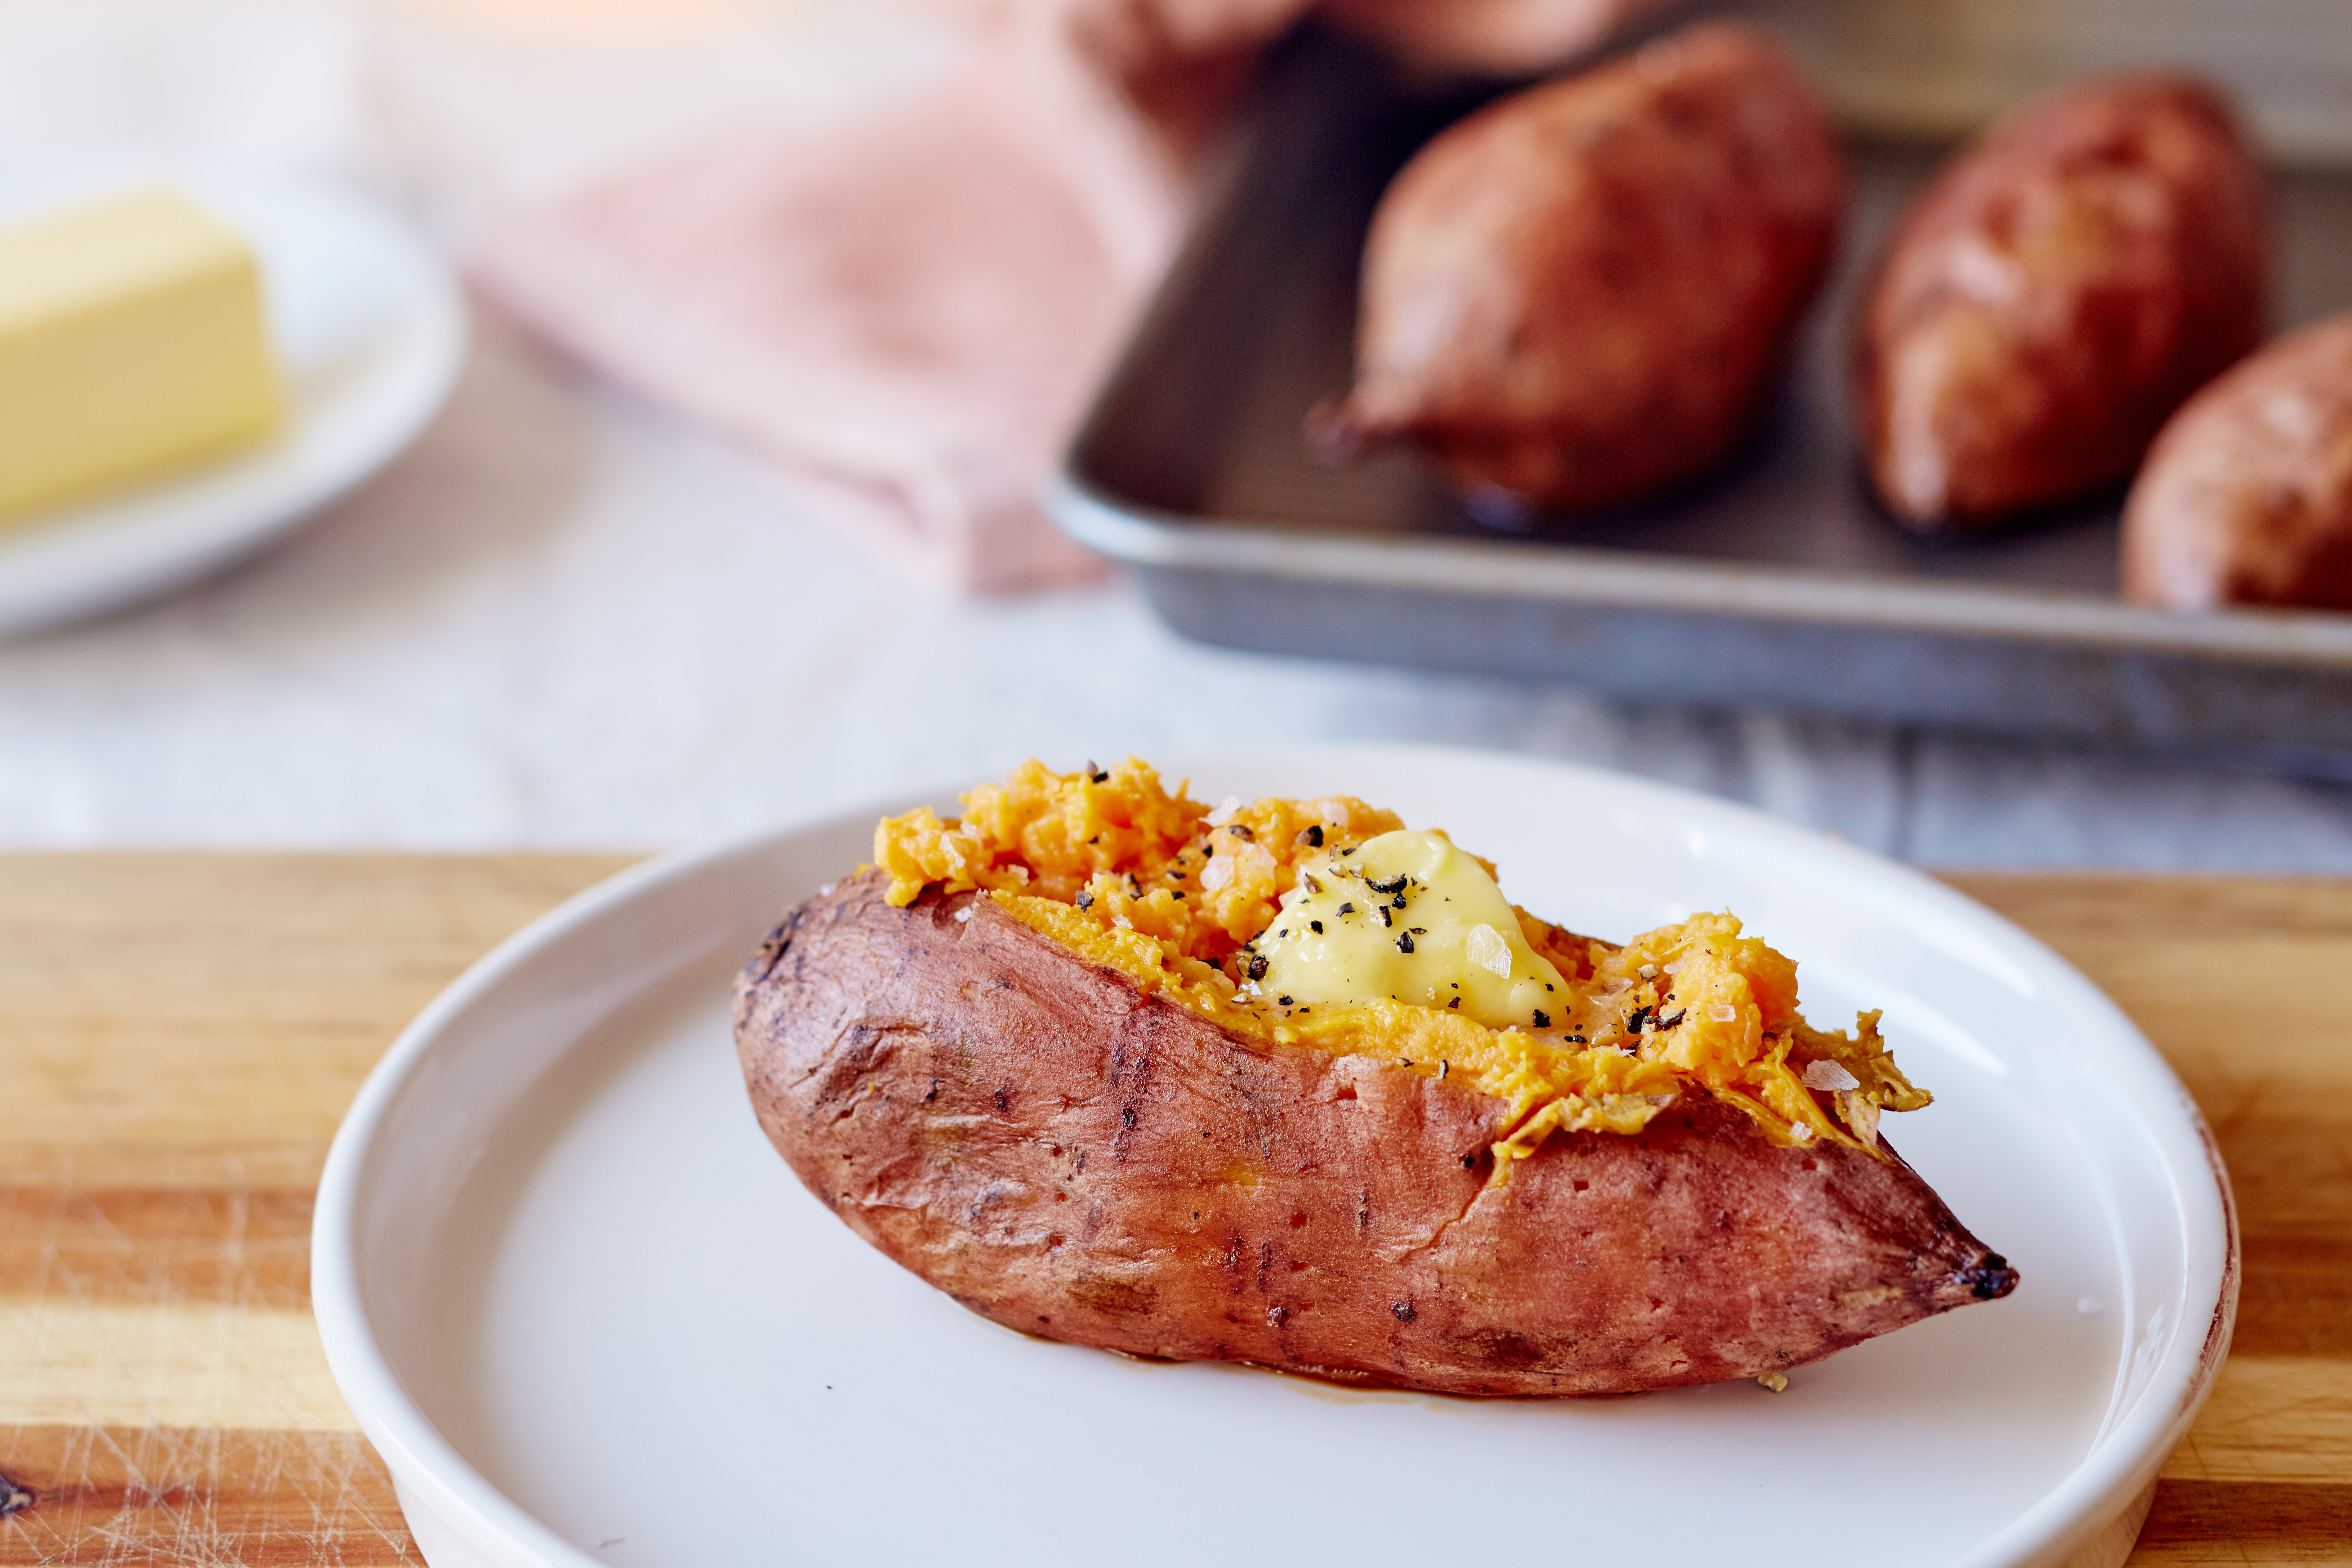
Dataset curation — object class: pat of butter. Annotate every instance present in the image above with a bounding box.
[1254,829,1568,1030]
[0,189,281,520]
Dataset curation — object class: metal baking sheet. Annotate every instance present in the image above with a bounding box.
[1049,22,2352,779]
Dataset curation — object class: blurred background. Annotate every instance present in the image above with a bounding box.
[4,0,2352,866]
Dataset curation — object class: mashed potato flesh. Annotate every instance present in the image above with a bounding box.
[875,758,1928,1165]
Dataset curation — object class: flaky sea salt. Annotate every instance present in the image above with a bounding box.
[1199,856,1234,891]
[954,907,973,923]
[1802,1060,1861,1092]
[1790,1122,1815,1141]
[1466,923,1514,977]
[1709,1000,1739,1023]
[1205,795,1241,826]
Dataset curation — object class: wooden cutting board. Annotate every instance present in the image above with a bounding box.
[0,855,2345,1564]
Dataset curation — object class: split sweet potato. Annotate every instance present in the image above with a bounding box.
[736,871,2015,1397]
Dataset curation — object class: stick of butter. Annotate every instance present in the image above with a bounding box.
[0,189,282,522]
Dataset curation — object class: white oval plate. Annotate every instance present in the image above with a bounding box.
[0,165,464,636]
[313,745,2234,1568]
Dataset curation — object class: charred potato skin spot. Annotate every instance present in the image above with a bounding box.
[1855,73,2269,532]
[2122,309,2352,611]
[1320,22,1844,511]
[735,873,2015,1397]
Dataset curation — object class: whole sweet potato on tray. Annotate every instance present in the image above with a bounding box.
[2123,310,2352,611]
[1313,22,1844,511]
[1318,0,1678,77]
[1854,74,2268,532]
[735,762,2015,1398]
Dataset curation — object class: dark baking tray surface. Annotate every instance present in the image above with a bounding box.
[1050,23,2352,778]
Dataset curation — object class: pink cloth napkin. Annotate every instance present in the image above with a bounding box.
[468,5,1294,593]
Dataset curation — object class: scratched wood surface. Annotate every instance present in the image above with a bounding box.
[0,855,2347,1564]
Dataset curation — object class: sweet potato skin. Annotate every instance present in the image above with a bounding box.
[1854,74,2268,532]
[1316,22,1843,510]
[2123,310,2352,611]
[736,873,2015,1397]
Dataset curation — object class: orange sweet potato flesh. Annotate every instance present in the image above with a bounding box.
[1854,74,2268,532]
[736,873,2016,1397]
[1314,22,1844,511]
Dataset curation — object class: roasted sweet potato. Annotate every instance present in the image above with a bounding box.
[1316,0,1676,77]
[1854,74,2268,532]
[1069,0,1315,160]
[2123,310,2352,611]
[1313,22,1844,510]
[735,762,2016,1398]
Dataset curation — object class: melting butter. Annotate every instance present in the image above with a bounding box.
[1252,829,1567,1030]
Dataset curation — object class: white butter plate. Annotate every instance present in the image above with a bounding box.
[0,165,463,636]
[312,745,2233,1568]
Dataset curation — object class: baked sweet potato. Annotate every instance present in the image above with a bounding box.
[2121,310,2352,611]
[1069,0,1315,161]
[1312,22,1843,510]
[735,763,2016,1397]
[1317,0,1677,77]
[1854,74,2268,532]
